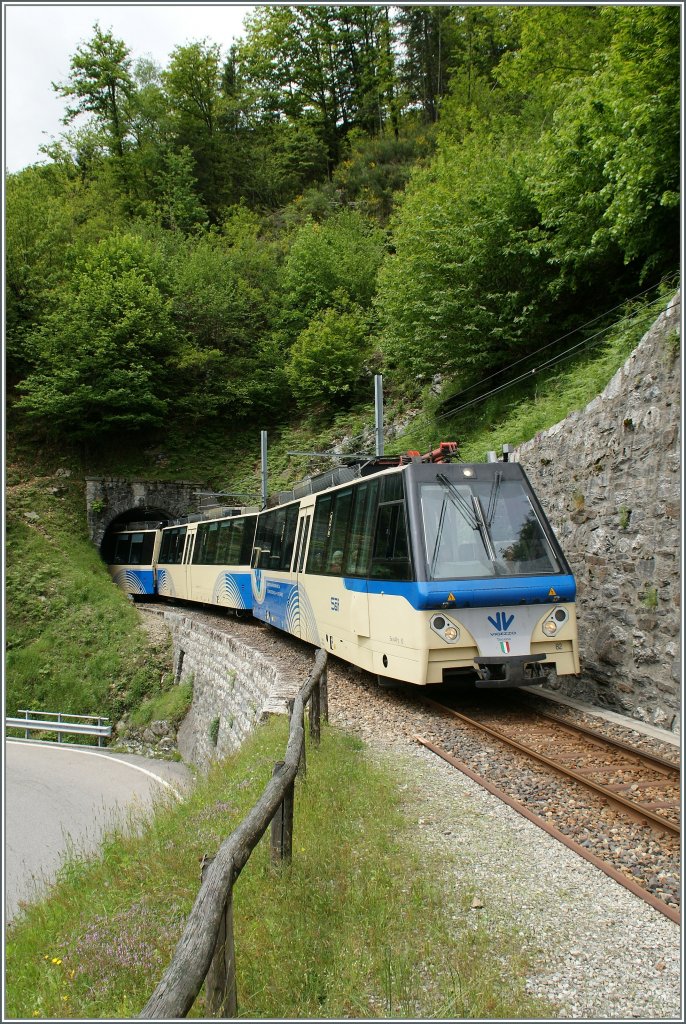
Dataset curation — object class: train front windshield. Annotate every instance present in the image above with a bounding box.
[420,474,561,579]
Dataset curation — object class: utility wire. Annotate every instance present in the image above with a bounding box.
[436,278,677,412]
[436,289,679,422]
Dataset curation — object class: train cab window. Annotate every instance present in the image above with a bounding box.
[370,500,412,581]
[420,476,560,579]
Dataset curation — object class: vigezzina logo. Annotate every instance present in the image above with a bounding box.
[488,611,515,633]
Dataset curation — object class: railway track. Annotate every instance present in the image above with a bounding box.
[415,695,680,923]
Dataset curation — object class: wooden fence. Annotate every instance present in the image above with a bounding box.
[139,648,328,1019]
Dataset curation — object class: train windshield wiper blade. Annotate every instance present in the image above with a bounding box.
[485,471,501,527]
[471,494,498,562]
[435,473,479,531]
[429,496,449,577]
[435,473,499,564]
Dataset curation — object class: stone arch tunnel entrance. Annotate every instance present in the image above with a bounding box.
[86,477,206,551]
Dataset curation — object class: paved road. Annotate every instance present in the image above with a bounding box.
[5,740,192,922]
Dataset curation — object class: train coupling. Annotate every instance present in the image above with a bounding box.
[474,654,547,689]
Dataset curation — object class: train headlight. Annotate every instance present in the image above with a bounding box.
[542,607,569,637]
[430,614,460,644]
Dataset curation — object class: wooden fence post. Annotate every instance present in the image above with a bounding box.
[320,663,329,723]
[270,761,294,864]
[287,699,306,778]
[201,856,238,1017]
[309,683,320,746]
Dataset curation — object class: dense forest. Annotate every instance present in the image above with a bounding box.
[6,4,680,454]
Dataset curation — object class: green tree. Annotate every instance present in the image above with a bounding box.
[53,23,134,160]
[16,234,178,439]
[162,40,228,219]
[280,209,386,339]
[5,167,76,378]
[375,132,553,380]
[156,147,209,233]
[530,4,680,286]
[286,304,370,407]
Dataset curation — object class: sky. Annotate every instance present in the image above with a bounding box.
[3,2,257,172]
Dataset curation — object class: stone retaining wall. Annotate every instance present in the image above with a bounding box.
[514,292,681,731]
[161,611,300,769]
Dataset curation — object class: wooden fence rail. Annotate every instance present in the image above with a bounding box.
[139,648,328,1020]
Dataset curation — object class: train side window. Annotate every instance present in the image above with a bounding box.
[215,520,231,564]
[223,519,241,565]
[306,494,333,575]
[140,533,155,564]
[382,474,403,503]
[280,504,300,571]
[343,480,379,577]
[193,523,207,563]
[298,515,311,573]
[161,526,187,564]
[129,533,145,565]
[254,509,277,569]
[324,488,353,574]
[159,531,170,563]
[114,534,131,564]
[370,502,412,580]
[240,517,257,565]
[205,522,220,564]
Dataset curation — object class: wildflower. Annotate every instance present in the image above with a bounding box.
[51,958,62,965]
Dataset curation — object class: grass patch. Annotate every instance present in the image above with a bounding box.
[6,719,551,1019]
[127,679,193,729]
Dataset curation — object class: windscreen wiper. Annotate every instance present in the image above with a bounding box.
[485,471,501,527]
[436,473,479,531]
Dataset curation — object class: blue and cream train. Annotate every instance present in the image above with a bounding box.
[105,447,580,688]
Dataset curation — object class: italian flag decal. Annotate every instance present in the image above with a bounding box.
[500,640,511,654]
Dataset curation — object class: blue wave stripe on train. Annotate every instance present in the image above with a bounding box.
[343,574,576,609]
[112,569,156,595]
[212,571,252,609]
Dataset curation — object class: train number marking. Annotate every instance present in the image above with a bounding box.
[330,596,340,612]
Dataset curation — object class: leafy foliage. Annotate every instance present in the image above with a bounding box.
[16,234,178,438]
[5,6,680,438]
[286,303,371,407]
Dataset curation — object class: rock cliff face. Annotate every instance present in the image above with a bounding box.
[515,292,681,732]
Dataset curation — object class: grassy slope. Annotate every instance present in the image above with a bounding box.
[5,445,172,722]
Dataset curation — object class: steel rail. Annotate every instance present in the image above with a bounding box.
[528,706,679,774]
[414,734,680,926]
[423,698,680,836]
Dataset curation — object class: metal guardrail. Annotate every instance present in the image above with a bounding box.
[6,710,112,746]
